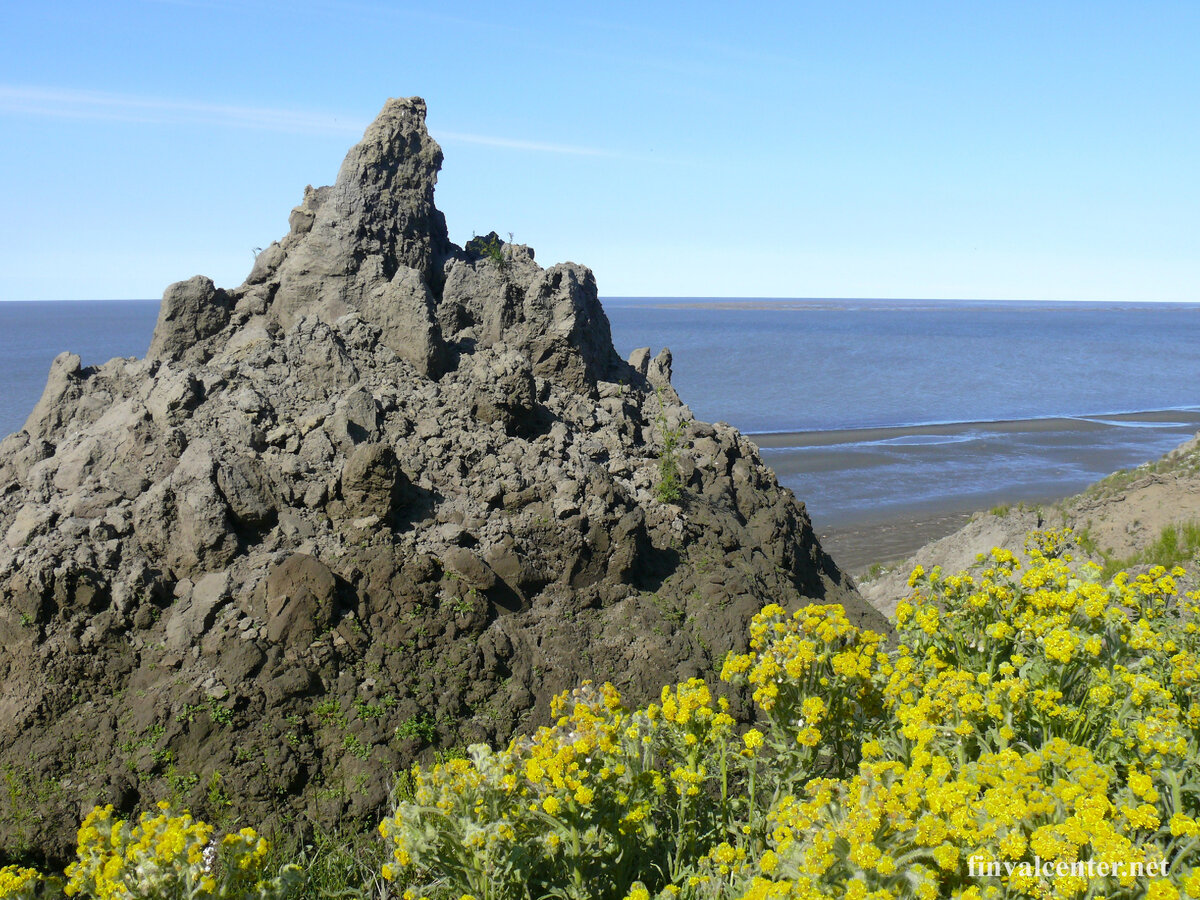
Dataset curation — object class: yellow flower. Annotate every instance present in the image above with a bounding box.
[758,849,779,874]
[1043,628,1078,664]
[932,843,958,871]
[999,831,1027,859]
[1145,883,1180,900]
[1128,770,1159,802]
[801,696,828,722]
[0,866,42,898]
[915,606,939,635]
[743,729,765,751]
[796,726,821,747]
[1169,813,1199,837]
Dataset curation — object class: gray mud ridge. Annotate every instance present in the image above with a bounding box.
[0,97,879,863]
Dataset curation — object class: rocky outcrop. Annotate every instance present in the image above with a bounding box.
[0,97,879,864]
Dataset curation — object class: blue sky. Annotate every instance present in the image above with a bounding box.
[1,1,1197,301]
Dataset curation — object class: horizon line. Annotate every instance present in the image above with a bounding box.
[2,295,1198,305]
[607,296,1200,304]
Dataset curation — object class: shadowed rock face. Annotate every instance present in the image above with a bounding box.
[0,97,879,864]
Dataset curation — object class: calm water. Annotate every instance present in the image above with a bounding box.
[0,301,159,437]
[604,298,1200,432]
[2,297,1198,530]
[605,298,1200,528]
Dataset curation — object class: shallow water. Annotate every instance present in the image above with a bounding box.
[604,298,1200,530]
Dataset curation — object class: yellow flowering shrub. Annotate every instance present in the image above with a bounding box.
[720,601,888,781]
[379,532,1200,899]
[0,803,300,899]
[378,679,743,899]
[0,866,46,900]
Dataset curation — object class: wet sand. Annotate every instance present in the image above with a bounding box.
[811,492,1070,575]
[750,409,1200,451]
[744,409,1200,575]
[818,511,976,574]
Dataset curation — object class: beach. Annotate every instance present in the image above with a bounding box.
[819,510,978,573]
[748,408,1200,573]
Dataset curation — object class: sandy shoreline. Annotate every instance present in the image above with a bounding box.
[748,408,1200,576]
[818,511,977,575]
[812,487,1070,575]
[748,408,1200,450]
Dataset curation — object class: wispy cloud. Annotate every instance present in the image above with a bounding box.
[0,85,363,135]
[137,0,243,9]
[0,84,657,161]
[436,130,622,158]
[137,0,524,32]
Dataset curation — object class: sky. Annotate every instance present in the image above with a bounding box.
[0,1,1197,302]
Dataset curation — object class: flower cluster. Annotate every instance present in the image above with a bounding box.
[0,867,44,900]
[379,531,1200,899]
[378,679,744,899]
[720,602,888,779]
[0,803,300,899]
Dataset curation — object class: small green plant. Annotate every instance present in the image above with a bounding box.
[265,823,388,900]
[313,697,345,727]
[989,503,1010,517]
[450,588,478,616]
[432,747,466,766]
[353,698,386,721]
[163,766,200,803]
[206,697,233,726]
[341,733,372,762]
[394,714,438,744]
[654,393,686,504]
[1076,522,1100,556]
[206,770,232,816]
[648,592,685,626]
[469,232,508,271]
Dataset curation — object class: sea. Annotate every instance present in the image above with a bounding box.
[3,298,1199,536]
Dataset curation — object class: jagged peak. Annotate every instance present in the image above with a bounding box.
[145,97,629,393]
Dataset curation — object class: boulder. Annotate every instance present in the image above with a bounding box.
[147,276,232,362]
[262,553,339,647]
[339,443,406,520]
